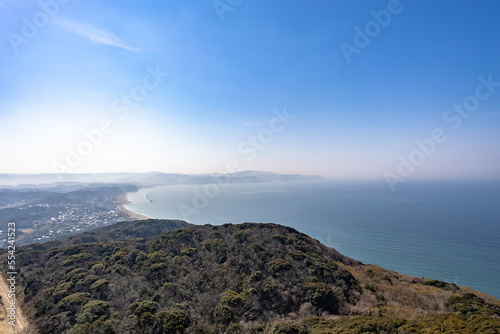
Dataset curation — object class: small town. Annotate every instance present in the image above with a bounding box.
[0,190,132,247]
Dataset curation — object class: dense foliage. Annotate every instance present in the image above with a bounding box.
[5,220,500,333]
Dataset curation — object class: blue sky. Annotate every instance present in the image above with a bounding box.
[0,0,499,180]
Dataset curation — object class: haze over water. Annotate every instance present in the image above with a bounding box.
[127,179,500,299]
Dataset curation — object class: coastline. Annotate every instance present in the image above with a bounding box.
[117,193,152,221]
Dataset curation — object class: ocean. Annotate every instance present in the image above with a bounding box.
[126,179,500,299]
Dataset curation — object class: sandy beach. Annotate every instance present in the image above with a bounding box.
[117,193,152,221]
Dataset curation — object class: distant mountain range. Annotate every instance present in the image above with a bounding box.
[0,171,323,188]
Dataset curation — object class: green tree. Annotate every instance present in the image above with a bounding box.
[76,300,111,324]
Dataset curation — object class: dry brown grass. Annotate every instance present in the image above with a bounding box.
[339,262,500,320]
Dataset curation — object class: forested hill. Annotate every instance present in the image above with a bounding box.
[29,219,192,248]
[6,220,500,333]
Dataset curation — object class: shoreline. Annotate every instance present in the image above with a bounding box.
[117,193,152,221]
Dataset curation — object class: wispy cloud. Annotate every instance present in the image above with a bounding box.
[55,19,139,52]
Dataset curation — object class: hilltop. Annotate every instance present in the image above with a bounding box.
[3,220,499,333]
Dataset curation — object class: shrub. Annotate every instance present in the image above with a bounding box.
[128,301,160,317]
[426,279,459,291]
[269,259,292,272]
[444,293,500,315]
[52,289,69,303]
[249,324,266,333]
[180,247,197,256]
[306,282,338,314]
[78,275,100,287]
[90,279,109,292]
[151,262,167,271]
[203,239,226,251]
[62,252,92,266]
[63,246,87,256]
[250,242,264,252]
[46,248,64,260]
[271,234,287,244]
[155,308,191,333]
[89,263,107,275]
[233,230,249,242]
[72,319,116,334]
[214,305,234,325]
[288,251,306,261]
[139,312,155,328]
[226,323,242,333]
[220,290,245,307]
[250,271,264,282]
[148,250,168,263]
[66,268,88,281]
[382,275,392,283]
[191,325,210,334]
[58,292,91,312]
[55,282,74,293]
[307,261,337,282]
[271,321,308,334]
[76,300,111,324]
[364,284,376,293]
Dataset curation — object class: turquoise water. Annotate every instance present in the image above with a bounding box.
[127,180,500,298]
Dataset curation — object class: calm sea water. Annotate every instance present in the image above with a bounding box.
[127,180,500,299]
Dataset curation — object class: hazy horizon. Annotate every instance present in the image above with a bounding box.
[2,170,500,179]
[1,170,499,185]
